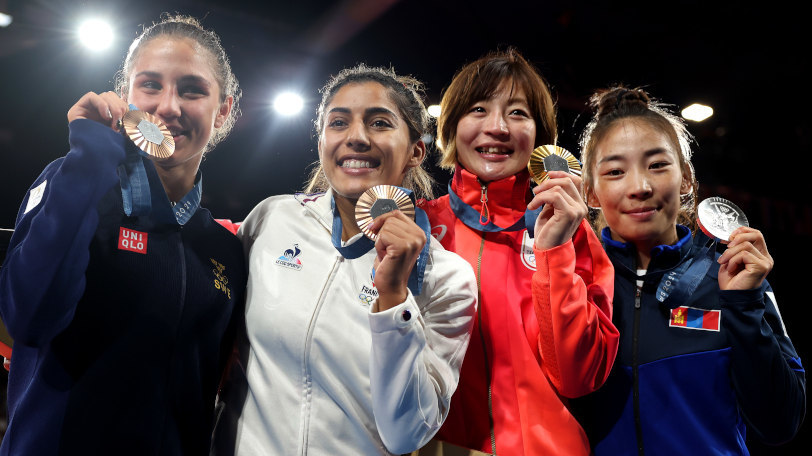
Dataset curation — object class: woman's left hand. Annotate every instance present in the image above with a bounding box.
[527,170,588,250]
[717,226,773,290]
[369,210,426,312]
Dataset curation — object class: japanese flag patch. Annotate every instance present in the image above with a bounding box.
[669,306,720,332]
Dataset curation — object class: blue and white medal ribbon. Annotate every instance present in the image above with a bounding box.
[330,187,431,295]
[447,182,541,237]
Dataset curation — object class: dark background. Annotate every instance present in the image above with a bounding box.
[1,0,809,452]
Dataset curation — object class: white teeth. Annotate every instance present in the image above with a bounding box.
[341,159,372,169]
[479,147,508,154]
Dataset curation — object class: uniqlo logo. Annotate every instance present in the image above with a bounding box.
[118,227,148,254]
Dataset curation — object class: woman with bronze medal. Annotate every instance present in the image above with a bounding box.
[211,65,477,455]
[414,48,619,456]
[572,86,805,454]
[0,15,245,455]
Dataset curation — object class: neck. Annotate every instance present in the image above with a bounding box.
[334,194,361,241]
[630,227,680,270]
[155,163,197,203]
[635,248,652,270]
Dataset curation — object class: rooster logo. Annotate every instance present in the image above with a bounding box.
[275,243,303,270]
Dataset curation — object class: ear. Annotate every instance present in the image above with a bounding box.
[406,140,427,170]
[586,187,602,209]
[213,95,234,129]
[679,173,693,195]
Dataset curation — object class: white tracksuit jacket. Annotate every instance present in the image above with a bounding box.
[213,190,477,455]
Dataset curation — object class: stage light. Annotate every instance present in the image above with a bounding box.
[273,92,304,116]
[77,18,113,51]
[0,12,12,27]
[427,104,441,118]
[682,103,713,122]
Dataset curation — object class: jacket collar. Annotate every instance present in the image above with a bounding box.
[450,166,531,228]
[295,189,334,233]
[602,224,693,276]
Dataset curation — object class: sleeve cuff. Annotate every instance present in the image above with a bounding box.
[368,294,419,333]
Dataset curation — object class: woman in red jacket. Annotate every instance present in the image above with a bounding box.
[416,48,619,455]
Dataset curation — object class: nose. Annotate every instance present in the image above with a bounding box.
[483,111,509,137]
[345,120,370,151]
[628,169,653,199]
[154,88,181,121]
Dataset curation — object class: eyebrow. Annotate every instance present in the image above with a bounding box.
[597,147,670,164]
[327,106,400,119]
[133,71,212,87]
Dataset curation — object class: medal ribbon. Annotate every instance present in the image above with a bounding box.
[654,230,716,308]
[118,104,201,225]
[330,188,431,295]
[447,182,541,237]
[609,227,716,308]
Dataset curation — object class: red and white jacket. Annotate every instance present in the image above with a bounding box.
[418,167,619,455]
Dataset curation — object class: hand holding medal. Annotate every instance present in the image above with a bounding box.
[66,92,174,160]
[527,145,588,250]
[699,197,774,291]
[355,185,426,311]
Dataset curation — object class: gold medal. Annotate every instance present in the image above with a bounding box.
[121,110,175,159]
[527,145,582,184]
[355,185,415,240]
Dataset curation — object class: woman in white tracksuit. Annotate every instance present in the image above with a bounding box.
[213,65,478,455]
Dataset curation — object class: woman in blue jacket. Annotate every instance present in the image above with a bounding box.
[574,86,805,455]
[0,15,245,455]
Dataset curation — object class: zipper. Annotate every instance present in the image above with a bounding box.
[473,235,497,455]
[299,256,342,455]
[479,182,490,225]
[633,285,644,455]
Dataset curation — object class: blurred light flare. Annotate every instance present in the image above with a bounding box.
[427,104,441,118]
[0,12,12,27]
[77,18,114,51]
[273,92,304,116]
[682,103,713,122]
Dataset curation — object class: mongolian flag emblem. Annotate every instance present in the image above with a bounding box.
[669,306,721,332]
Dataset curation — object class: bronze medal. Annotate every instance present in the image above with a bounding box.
[121,110,175,159]
[527,145,582,184]
[697,197,749,242]
[355,185,415,240]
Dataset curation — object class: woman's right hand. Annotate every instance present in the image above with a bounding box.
[67,91,129,130]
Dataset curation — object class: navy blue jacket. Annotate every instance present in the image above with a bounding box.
[574,226,805,456]
[0,119,246,455]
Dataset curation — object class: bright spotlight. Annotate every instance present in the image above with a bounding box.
[681,103,713,122]
[78,18,113,51]
[273,92,304,116]
[427,104,441,118]
[0,12,12,28]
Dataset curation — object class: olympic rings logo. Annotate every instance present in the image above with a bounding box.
[358,293,375,305]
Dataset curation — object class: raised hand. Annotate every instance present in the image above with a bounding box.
[368,210,426,312]
[67,91,129,130]
[717,226,773,291]
[527,170,588,250]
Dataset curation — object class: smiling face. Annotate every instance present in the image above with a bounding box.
[318,81,425,202]
[125,36,231,175]
[454,80,536,182]
[588,118,691,254]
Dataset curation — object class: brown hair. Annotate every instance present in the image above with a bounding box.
[579,86,698,233]
[305,63,434,199]
[114,14,241,153]
[436,48,557,170]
